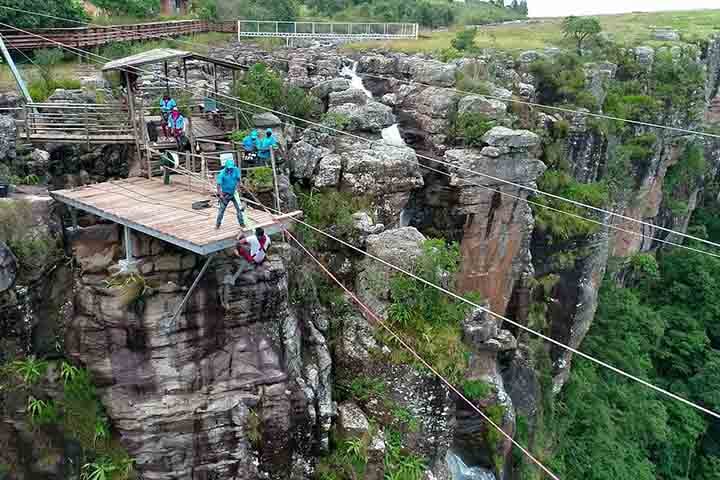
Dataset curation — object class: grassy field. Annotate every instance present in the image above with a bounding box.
[347,9,720,54]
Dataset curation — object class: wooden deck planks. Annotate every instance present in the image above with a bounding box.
[51,177,301,255]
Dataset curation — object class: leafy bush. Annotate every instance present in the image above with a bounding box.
[530,54,597,111]
[451,28,478,52]
[27,396,60,425]
[455,62,491,95]
[286,86,321,122]
[10,356,49,384]
[28,77,82,102]
[462,379,492,400]
[322,112,351,131]
[245,166,274,191]
[233,64,319,126]
[105,272,148,310]
[453,112,495,147]
[34,48,65,86]
[533,171,609,243]
[297,189,372,249]
[385,239,481,384]
[437,47,463,63]
[663,142,705,216]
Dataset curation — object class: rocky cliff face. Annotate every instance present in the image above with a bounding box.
[5,35,720,480]
[65,226,327,479]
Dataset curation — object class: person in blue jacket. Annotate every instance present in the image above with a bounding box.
[242,130,259,154]
[215,156,245,229]
[168,107,186,150]
[159,94,176,139]
[257,128,278,162]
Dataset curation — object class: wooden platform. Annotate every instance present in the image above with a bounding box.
[146,116,228,148]
[51,177,301,255]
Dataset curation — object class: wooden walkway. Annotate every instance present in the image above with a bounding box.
[1,20,237,50]
[51,177,301,255]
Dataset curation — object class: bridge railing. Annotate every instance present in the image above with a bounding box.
[24,102,135,143]
[237,20,419,40]
[1,20,237,50]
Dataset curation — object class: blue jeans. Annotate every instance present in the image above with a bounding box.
[216,194,245,228]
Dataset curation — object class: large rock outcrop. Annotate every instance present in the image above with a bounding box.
[447,127,545,315]
[65,227,326,479]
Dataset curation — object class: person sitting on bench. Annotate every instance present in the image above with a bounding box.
[236,227,270,265]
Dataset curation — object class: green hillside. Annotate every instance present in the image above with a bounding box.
[349,9,720,54]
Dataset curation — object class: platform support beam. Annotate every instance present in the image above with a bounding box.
[170,253,216,323]
[119,225,139,274]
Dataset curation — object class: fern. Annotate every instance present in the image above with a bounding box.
[12,356,48,384]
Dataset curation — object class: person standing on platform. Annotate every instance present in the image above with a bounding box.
[257,128,278,164]
[159,94,177,140]
[215,155,245,229]
[168,107,186,150]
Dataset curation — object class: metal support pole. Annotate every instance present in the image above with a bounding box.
[170,253,216,323]
[124,225,134,262]
[0,35,32,103]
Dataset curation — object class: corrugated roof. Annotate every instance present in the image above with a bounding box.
[101,48,191,72]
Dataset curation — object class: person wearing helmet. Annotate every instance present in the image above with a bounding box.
[257,128,278,162]
[168,107,186,149]
[215,156,245,229]
[159,94,176,140]
[242,129,259,154]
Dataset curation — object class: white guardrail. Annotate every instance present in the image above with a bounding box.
[237,20,419,40]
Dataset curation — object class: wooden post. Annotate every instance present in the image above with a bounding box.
[187,113,196,157]
[270,148,284,241]
[232,69,240,130]
[164,61,170,96]
[124,71,144,177]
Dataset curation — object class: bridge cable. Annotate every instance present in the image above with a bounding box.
[3,16,720,258]
[84,177,562,480]
[117,159,720,423]
[2,4,717,141]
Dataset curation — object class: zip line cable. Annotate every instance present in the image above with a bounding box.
[8,22,720,419]
[84,177,562,480]
[4,17,720,258]
[124,158,720,423]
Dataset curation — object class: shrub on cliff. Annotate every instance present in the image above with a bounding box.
[529,54,598,111]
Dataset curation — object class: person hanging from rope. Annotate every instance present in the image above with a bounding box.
[235,227,270,265]
[215,155,245,229]
[168,107,186,150]
[257,128,278,164]
[159,94,177,140]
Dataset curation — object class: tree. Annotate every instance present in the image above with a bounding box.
[0,0,87,29]
[562,16,602,55]
[86,0,158,17]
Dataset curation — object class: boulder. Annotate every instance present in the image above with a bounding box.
[489,86,513,101]
[518,82,535,99]
[328,101,395,132]
[0,241,17,292]
[340,143,423,196]
[337,402,370,439]
[252,112,282,128]
[653,28,680,41]
[352,212,384,236]
[30,149,51,170]
[0,114,17,163]
[482,126,540,149]
[356,227,426,315]
[358,54,398,74]
[458,95,507,120]
[289,141,328,180]
[635,46,655,66]
[328,88,370,107]
[310,78,352,99]
[518,50,542,64]
[409,58,457,87]
[366,428,386,480]
[313,153,342,188]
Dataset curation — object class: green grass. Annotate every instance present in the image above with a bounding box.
[347,9,720,54]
